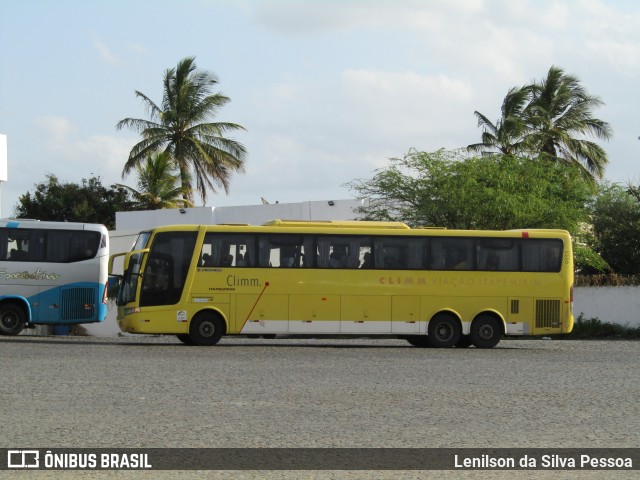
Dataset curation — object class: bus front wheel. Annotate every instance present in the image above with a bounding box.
[176,334,194,345]
[470,315,503,349]
[0,304,26,336]
[405,335,430,347]
[427,314,461,348]
[189,312,225,346]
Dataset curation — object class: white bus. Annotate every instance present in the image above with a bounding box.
[0,219,109,335]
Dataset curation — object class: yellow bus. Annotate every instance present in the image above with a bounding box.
[110,220,574,348]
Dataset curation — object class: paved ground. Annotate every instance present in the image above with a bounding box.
[1,335,638,479]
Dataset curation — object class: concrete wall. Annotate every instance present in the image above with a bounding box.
[574,286,640,327]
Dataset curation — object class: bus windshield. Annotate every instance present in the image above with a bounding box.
[117,251,145,306]
[132,232,151,251]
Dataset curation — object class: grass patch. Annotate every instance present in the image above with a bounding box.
[561,314,640,339]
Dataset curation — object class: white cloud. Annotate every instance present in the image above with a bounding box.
[250,0,484,34]
[34,116,133,184]
[341,69,473,140]
[35,116,76,142]
[127,43,148,55]
[93,39,120,66]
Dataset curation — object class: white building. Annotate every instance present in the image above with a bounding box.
[114,199,367,232]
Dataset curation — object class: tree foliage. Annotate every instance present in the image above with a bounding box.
[469,66,612,184]
[346,149,592,233]
[14,175,135,230]
[116,152,194,210]
[117,56,247,205]
[590,183,640,274]
[468,86,531,156]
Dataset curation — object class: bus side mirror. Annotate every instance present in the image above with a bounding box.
[108,252,127,275]
[122,249,149,276]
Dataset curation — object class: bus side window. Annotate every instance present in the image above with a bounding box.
[6,230,44,262]
[522,239,563,272]
[373,237,423,270]
[431,238,474,270]
[200,234,221,267]
[0,229,7,260]
[259,235,306,268]
[477,239,518,271]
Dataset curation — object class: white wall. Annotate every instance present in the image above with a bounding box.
[214,199,364,225]
[114,200,367,232]
[115,207,215,231]
[574,286,640,327]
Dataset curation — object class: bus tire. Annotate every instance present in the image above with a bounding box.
[427,313,461,348]
[405,335,430,347]
[470,314,503,349]
[189,312,225,346]
[456,335,472,348]
[0,303,26,336]
[176,334,193,345]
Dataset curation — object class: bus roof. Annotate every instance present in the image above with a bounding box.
[0,219,107,232]
[262,219,410,229]
[146,220,570,240]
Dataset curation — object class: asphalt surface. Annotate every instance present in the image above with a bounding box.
[1,335,638,479]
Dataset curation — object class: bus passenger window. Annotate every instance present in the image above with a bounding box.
[477,239,518,271]
[317,237,369,269]
[431,238,473,270]
[360,252,372,269]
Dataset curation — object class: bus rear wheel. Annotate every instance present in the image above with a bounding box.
[0,304,26,336]
[470,315,503,349]
[427,314,461,348]
[189,312,225,346]
[456,335,472,348]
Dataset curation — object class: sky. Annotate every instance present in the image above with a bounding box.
[1,0,639,218]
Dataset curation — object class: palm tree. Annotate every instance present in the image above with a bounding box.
[468,85,532,156]
[524,66,612,181]
[117,57,247,204]
[116,152,194,210]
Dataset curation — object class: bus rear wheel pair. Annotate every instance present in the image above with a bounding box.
[407,314,502,349]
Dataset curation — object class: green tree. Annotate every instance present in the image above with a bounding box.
[470,66,612,183]
[590,183,640,274]
[467,86,531,155]
[347,149,609,272]
[526,66,612,181]
[116,152,194,210]
[14,175,135,230]
[346,149,592,232]
[117,56,247,204]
